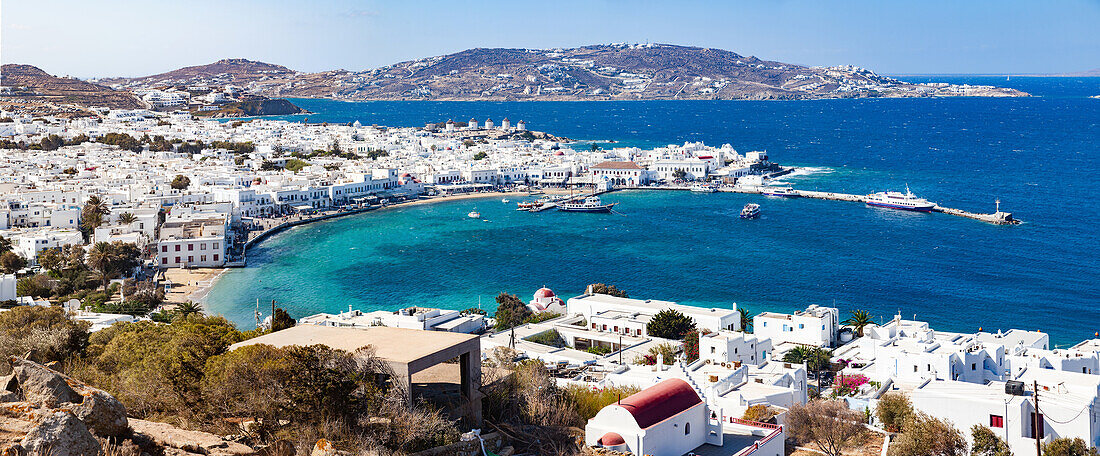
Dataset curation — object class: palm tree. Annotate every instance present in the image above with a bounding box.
[81,195,111,236]
[738,307,754,333]
[84,195,110,217]
[117,212,137,225]
[842,310,874,338]
[175,301,203,319]
[86,242,114,291]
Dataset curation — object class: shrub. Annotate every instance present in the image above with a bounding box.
[493,292,532,331]
[971,424,1012,456]
[742,404,779,423]
[524,329,566,348]
[634,342,677,365]
[1042,437,1100,456]
[888,412,967,456]
[588,283,627,297]
[876,392,914,432]
[0,306,90,373]
[564,385,641,420]
[787,400,866,456]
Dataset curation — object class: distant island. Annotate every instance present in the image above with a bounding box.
[2,44,1032,117]
[99,43,1028,102]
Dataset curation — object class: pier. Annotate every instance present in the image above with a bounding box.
[619,185,1021,225]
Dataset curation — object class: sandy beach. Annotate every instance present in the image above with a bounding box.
[163,267,227,304]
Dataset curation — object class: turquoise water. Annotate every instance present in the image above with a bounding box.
[207,77,1100,345]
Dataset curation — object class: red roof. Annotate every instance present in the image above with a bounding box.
[534,287,555,298]
[617,378,701,429]
[592,161,641,170]
[698,155,714,159]
[599,432,626,446]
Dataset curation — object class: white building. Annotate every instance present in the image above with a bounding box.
[300,306,485,334]
[590,161,643,187]
[700,330,773,366]
[0,274,16,301]
[585,378,717,456]
[913,368,1100,454]
[753,305,839,348]
[567,292,741,338]
[528,287,565,314]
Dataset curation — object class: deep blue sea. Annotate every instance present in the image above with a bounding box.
[206,76,1100,346]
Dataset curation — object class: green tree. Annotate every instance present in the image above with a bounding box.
[86,241,141,291]
[589,143,600,152]
[786,400,866,456]
[588,283,627,298]
[81,195,111,236]
[875,392,914,432]
[738,307,753,333]
[970,424,1012,456]
[843,310,874,337]
[1042,437,1100,456]
[888,413,967,456]
[284,158,310,172]
[271,307,296,331]
[37,248,64,274]
[175,301,203,319]
[672,168,688,180]
[16,274,53,298]
[493,292,532,331]
[472,151,488,160]
[170,174,191,190]
[0,236,11,254]
[646,308,696,340]
[0,251,26,274]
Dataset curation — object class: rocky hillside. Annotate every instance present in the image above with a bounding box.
[1,357,255,456]
[193,98,306,118]
[99,58,296,89]
[115,44,1028,101]
[1,64,143,114]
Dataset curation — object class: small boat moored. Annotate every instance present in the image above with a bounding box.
[740,203,761,219]
[467,211,481,219]
[865,185,936,212]
[557,196,617,213]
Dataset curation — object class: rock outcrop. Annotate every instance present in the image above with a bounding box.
[0,357,255,456]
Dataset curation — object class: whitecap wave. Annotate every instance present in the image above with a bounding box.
[782,166,835,179]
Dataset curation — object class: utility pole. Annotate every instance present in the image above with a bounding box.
[619,335,623,365]
[1033,380,1042,456]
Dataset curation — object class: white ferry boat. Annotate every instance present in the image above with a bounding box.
[865,185,936,212]
[557,196,616,213]
[761,185,799,198]
[690,183,718,193]
[740,203,761,219]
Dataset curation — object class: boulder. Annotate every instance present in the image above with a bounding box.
[9,358,80,407]
[131,418,256,456]
[71,388,128,438]
[0,376,20,403]
[19,410,101,456]
[311,438,337,456]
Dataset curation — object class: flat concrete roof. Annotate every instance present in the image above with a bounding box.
[230,324,478,364]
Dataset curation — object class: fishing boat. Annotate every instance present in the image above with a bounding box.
[467,211,481,219]
[865,185,936,212]
[740,203,760,219]
[761,185,799,198]
[690,183,718,193]
[557,196,616,213]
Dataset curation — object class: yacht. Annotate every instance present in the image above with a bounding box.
[865,185,936,212]
[740,203,761,219]
[761,185,799,198]
[558,196,616,213]
[467,211,481,219]
[690,183,718,193]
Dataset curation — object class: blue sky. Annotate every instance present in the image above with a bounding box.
[3,0,1098,77]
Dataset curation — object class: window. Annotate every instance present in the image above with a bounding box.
[188,244,194,251]
[161,257,167,264]
[174,256,180,263]
[201,255,207,262]
[990,415,1003,428]
[213,242,219,249]
[1030,413,1044,438]
[711,347,716,354]
[188,256,193,262]
[914,366,918,372]
[161,246,167,252]
[972,363,977,370]
[201,243,207,250]
[175,245,180,251]
[799,323,804,329]
[213,254,219,261]
[684,422,690,435]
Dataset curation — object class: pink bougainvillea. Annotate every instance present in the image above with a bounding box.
[836,373,869,390]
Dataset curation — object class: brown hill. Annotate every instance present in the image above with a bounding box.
[104,58,295,88]
[1,64,143,111]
